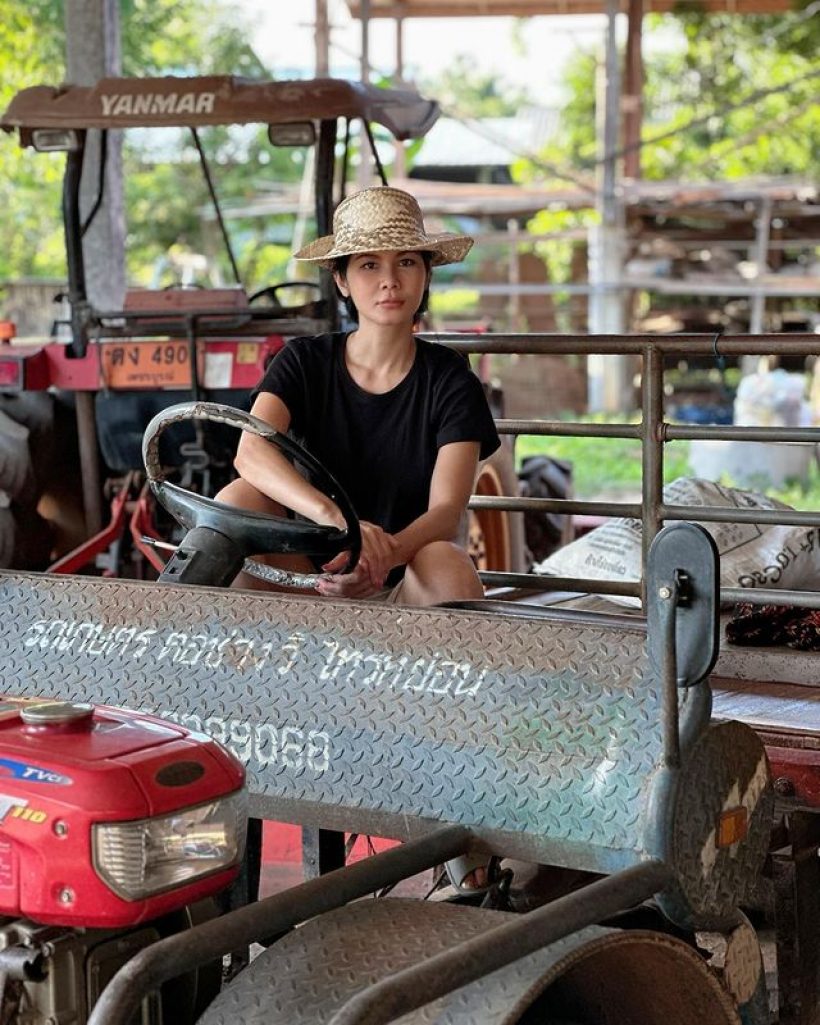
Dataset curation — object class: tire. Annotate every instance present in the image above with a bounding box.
[0,409,35,505]
[0,506,15,569]
[467,442,527,575]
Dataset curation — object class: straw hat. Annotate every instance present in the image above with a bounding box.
[293,186,473,268]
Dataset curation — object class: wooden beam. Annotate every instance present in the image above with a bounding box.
[347,0,796,16]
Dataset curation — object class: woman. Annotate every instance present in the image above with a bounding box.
[218,185,499,607]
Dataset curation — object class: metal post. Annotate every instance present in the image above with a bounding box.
[393,16,406,179]
[588,0,629,412]
[358,0,372,189]
[302,827,346,879]
[64,0,124,537]
[749,195,773,336]
[507,219,521,331]
[641,345,664,606]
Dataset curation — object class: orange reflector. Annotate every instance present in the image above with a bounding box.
[717,807,748,847]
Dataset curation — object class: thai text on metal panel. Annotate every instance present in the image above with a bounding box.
[22,618,487,698]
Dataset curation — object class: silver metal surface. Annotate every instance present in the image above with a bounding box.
[0,569,681,872]
[242,558,323,590]
[19,700,93,725]
[197,899,611,1025]
[198,896,742,1025]
[658,720,772,930]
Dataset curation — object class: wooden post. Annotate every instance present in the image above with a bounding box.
[315,0,329,76]
[623,0,644,180]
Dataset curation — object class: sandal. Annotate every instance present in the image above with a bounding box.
[444,852,497,896]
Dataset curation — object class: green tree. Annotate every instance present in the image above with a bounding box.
[0,0,67,282]
[519,8,820,185]
[420,54,531,118]
[0,0,284,286]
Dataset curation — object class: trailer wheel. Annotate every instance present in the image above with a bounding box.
[467,443,527,575]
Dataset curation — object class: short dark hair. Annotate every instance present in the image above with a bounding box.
[332,252,432,325]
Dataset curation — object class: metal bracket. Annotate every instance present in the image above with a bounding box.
[646,522,720,689]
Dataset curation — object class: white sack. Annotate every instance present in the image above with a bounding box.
[535,477,819,601]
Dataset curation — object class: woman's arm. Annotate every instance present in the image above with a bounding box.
[392,440,480,565]
[316,441,480,598]
[234,392,344,528]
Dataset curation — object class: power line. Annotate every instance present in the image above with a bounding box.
[582,66,820,168]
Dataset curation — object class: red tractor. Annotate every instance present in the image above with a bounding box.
[0,75,441,576]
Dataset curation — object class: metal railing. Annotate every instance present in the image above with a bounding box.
[427,331,820,610]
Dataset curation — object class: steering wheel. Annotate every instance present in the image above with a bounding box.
[142,401,361,589]
[248,282,323,309]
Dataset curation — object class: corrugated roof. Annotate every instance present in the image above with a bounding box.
[412,111,560,168]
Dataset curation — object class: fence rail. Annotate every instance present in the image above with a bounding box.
[424,331,820,609]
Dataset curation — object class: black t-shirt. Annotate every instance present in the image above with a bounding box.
[253,332,500,538]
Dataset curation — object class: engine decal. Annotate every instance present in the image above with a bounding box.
[0,795,46,824]
[0,758,72,786]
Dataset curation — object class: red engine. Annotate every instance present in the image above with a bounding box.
[0,697,246,928]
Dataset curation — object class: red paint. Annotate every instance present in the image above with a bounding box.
[767,745,820,806]
[0,699,244,927]
[261,821,398,867]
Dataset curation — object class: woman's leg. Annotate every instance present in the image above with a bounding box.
[214,478,316,591]
[398,540,483,607]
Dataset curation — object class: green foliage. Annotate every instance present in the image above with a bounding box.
[119,0,267,78]
[428,288,480,321]
[0,0,66,281]
[518,10,820,185]
[0,0,276,286]
[525,206,597,285]
[420,54,530,118]
[516,423,820,511]
[122,122,305,287]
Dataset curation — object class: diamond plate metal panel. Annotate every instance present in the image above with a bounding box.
[0,571,690,871]
[196,898,611,1025]
[658,720,773,930]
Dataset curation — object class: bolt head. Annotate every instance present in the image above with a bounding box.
[53,820,68,837]
[57,887,74,905]
[658,586,672,600]
[774,776,795,797]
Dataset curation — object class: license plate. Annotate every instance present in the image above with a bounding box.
[101,340,192,389]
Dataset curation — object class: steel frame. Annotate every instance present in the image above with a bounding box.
[425,331,820,607]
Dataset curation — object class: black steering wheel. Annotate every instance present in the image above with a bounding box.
[248,282,323,309]
[142,401,361,589]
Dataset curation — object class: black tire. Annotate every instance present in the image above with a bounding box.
[0,507,15,569]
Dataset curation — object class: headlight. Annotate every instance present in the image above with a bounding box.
[93,789,247,900]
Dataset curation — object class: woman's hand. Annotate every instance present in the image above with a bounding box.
[317,521,401,596]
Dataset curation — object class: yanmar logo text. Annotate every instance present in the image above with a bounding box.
[101,91,216,117]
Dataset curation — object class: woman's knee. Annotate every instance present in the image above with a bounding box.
[408,540,470,573]
[404,541,483,603]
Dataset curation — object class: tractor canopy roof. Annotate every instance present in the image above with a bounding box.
[0,75,439,143]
